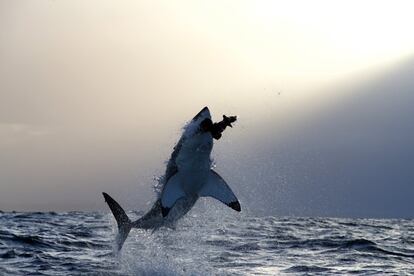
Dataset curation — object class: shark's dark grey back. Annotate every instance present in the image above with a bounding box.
[164,138,183,184]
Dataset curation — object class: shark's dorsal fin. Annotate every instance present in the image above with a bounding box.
[160,173,185,217]
[199,170,241,212]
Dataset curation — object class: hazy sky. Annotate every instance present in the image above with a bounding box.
[1,1,414,217]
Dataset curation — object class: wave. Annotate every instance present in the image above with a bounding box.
[284,265,331,273]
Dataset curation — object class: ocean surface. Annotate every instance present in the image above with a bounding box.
[0,210,413,275]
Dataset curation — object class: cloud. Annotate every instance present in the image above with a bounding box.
[235,58,414,218]
[0,123,50,135]
[0,123,52,146]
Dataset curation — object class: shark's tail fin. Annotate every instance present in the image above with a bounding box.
[102,192,132,251]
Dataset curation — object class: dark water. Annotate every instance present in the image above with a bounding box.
[0,211,413,275]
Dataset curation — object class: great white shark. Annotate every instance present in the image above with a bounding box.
[103,107,241,250]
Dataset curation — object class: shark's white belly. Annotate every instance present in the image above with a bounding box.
[175,132,213,194]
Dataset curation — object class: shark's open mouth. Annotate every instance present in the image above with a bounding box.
[200,115,237,140]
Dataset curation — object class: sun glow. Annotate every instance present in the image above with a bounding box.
[249,0,414,62]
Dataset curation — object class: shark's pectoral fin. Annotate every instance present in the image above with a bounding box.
[160,173,185,217]
[199,170,241,212]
